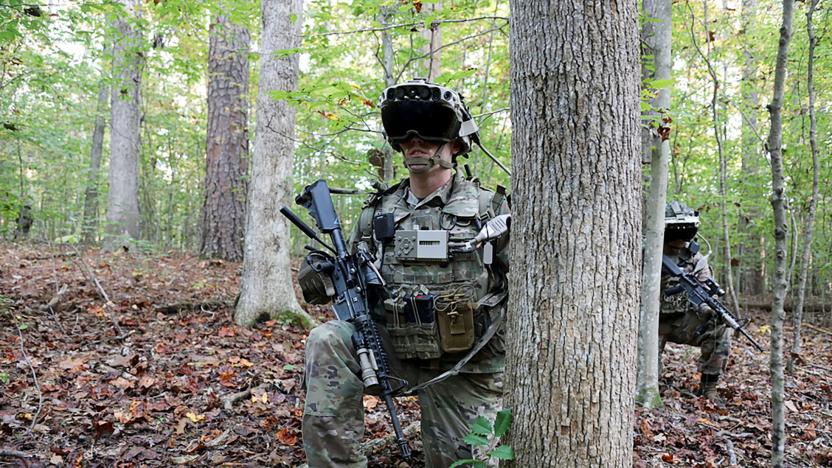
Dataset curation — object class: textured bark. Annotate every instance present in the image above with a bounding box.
[201,15,249,261]
[104,0,143,250]
[788,0,819,373]
[82,82,108,245]
[505,1,641,465]
[766,0,794,465]
[637,0,671,410]
[235,0,311,327]
[738,0,765,297]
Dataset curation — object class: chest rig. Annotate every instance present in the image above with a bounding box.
[661,248,706,315]
[363,177,501,361]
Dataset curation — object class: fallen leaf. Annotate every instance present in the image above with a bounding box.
[784,400,798,413]
[276,428,298,446]
[138,375,156,390]
[58,356,87,372]
[186,412,205,424]
[50,454,64,465]
[661,453,674,463]
[218,326,236,337]
[172,455,199,464]
[640,419,653,438]
[109,376,135,390]
[363,395,379,410]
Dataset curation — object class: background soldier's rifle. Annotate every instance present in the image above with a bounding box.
[280,179,411,459]
[662,255,764,352]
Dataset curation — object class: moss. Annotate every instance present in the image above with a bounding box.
[635,386,663,409]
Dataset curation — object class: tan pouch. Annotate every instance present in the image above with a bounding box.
[437,302,475,353]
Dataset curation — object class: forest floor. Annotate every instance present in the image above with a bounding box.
[0,242,830,467]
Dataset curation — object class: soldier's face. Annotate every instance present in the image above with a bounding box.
[663,239,687,255]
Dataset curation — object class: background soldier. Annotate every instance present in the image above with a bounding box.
[298,79,510,466]
[659,201,732,400]
[14,203,33,240]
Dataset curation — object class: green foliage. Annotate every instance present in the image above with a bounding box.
[451,409,515,467]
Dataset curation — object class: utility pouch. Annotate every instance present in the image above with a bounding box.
[394,230,449,262]
[384,294,442,360]
[436,293,476,354]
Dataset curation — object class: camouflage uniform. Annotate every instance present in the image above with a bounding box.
[302,174,509,467]
[658,248,732,378]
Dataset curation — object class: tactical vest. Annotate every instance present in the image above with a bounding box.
[356,176,507,361]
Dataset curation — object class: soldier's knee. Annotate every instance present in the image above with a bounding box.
[306,321,354,356]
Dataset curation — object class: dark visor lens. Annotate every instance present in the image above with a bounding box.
[665,224,698,242]
[381,101,460,142]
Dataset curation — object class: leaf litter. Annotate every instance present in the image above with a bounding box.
[0,242,829,467]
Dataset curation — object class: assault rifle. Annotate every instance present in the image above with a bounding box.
[280,180,411,459]
[662,255,764,352]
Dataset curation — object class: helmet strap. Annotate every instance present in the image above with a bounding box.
[403,143,453,174]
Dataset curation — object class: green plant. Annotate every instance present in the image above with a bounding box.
[450,408,514,467]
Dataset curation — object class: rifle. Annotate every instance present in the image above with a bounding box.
[280,180,411,459]
[661,255,764,352]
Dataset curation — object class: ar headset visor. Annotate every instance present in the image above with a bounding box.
[380,81,465,150]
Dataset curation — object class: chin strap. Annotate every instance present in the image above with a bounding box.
[403,143,453,173]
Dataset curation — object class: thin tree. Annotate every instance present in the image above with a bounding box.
[235,0,313,327]
[104,0,143,250]
[201,15,250,260]
[637,0,672,409]
[765,0,794,465]
[82,82,109,245]
[505,0,641,464]
[788,0,820,373]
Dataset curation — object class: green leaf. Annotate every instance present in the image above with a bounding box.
[463,433,488,447]
[18,323,28,331]
[489,445,515,460]
[493,409,513,437]
[0,372,9,385]
[283,364,297,372]
[469,415,492,436]
[449,459,485,468]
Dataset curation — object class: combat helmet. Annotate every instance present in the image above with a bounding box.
[379,78,479,156]
[664,201,700,242]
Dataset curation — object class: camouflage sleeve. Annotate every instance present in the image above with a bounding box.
[692,253,714,284]
[347,204,376,255]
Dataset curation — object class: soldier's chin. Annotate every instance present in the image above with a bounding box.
[405,158,431,174]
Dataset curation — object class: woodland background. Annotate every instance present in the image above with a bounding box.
[0,0,830,466]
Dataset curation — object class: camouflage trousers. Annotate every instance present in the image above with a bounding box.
[302,320,503,468]
[658,308,733,376]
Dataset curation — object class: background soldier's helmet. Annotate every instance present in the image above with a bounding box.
[664,201,700,242]
[379,78,479,155]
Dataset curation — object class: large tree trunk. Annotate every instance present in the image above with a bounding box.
[766,0,794,465]
[738,0,765,298]
[82,82,109,245]
[201,15,249,261]
[636,0,671,410]
[788,0,819,373]
[105,0,143,250]
[505,1,641,465]
[235,0,312,327]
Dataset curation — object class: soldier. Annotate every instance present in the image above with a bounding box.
[14,203,33,240]
[659,201,732,400]
[298,79,510,467]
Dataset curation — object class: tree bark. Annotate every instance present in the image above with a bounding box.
[636,0,671,410]
[788,0,819,373]
[82,82,108,245]
[104,0,143,250]
[235,0,312,327]
[766,0,794,465]
[201,15,249,261]
[505,1,641,465]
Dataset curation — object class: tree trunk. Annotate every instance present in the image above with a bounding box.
[738,0,765,297]
[235,0,312,327]
[766,0,794,465]
[380,8,396,182]
[82,82,108,245]
[201,15,249,261]
[421,2,441,81]
[105,0,143,250]
[788,0,819,374]
[505,1,641,465]
[636,0,671,410]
